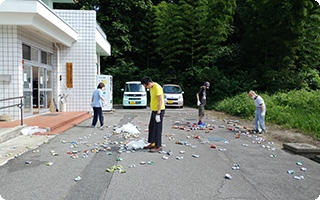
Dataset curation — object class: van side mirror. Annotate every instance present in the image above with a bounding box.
[121,88,124,91]
[182,91,184,94]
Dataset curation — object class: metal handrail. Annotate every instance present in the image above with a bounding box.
[0,96,26,126]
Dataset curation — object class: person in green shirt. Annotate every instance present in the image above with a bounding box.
[141,77,165,152]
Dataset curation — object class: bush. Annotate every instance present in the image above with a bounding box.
[215,89,320,140]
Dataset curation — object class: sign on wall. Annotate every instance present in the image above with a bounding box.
[66,63,73,88]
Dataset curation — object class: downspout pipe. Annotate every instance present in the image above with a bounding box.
[54,43,60,111]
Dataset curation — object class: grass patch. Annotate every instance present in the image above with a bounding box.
[215,89,320,141]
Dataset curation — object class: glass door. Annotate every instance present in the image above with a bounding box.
[32,66,39,114]
[38,68,46,113]
[46,70,53,111]
[23,65,33,116]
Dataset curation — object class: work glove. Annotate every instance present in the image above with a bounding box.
[155,114,161,123]
[197,101,201,106]
[261,112,265,118]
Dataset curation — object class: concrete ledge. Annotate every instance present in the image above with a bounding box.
[283,143,320,154]
[0,125,27,143]
[0,114,12,121]
[313,155,320,163]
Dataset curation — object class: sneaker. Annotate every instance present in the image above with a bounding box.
[251,129,259,134]
[198,122,205,126]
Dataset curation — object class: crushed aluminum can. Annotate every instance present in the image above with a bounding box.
[287,170,294,174]
[128,164,136,168]
[219,148,226,151]
[147,161,154,165]
[269,155,276,158]
[300,167,307,171]
[296,161,303,166]
[192,154,199,158]
[179,151,185,154]
[140,161,147,165]
[25,161,32,164]
[176,156,184,160]
[225,174,232,179]
[46,162,53,166]
[162,156,168,160]
[74,176,81,181]
[293,175,304,180]
[242,144,248,147]
[167,150,173,156]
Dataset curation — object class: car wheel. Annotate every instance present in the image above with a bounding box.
[123,106,127,109]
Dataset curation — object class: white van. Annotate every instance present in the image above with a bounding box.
[121,81,147,108]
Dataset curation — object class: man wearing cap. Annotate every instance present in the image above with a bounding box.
[248,91,267,134]
[141,77,165,152]
[196,81,210,126]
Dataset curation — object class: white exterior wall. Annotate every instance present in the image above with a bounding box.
[0,9,101,120]
[53,10,97,113]
[0,25,22,120]
[0,25,54,120]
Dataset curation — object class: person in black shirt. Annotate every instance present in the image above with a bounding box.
[196,81,210,126]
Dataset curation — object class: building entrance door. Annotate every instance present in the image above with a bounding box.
[22,66,52,116]
[23,65,33,117]
[32,66,52,114]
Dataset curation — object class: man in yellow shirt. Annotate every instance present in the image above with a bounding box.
[141,77,165,152]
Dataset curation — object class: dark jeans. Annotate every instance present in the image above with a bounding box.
[148,110,165,147]
[92,107,104,127]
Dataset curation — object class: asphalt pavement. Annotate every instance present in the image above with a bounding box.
[0,106,319,200]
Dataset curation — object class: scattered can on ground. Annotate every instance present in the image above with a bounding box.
[225,174,232,179]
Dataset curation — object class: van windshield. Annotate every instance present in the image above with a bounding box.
[163,86,181,93]
[125,83,145,92]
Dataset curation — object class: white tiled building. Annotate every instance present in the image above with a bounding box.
[0,0,111,120]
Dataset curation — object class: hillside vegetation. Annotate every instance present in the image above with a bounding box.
[215,89,320,140]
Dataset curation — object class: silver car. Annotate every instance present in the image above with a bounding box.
[163,84,184,108]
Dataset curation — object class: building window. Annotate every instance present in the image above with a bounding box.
[31,48,38,62]
[23,44,31,60]
[48,54,52,65]
[41,51,47,64]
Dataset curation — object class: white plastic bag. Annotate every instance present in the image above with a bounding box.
[21,126,47,136]
[126,139,147,150]
[121,123,140,134]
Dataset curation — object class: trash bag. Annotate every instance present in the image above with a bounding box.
[126,140,147,150]
[121,123,140,134]
[21,126,47,136]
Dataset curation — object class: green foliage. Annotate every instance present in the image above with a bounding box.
[216,89,320,140]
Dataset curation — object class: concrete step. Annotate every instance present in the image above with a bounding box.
[0,114,12,121]
[283,143,320,159]
[0,125,27,143]
[313,155,320,163]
